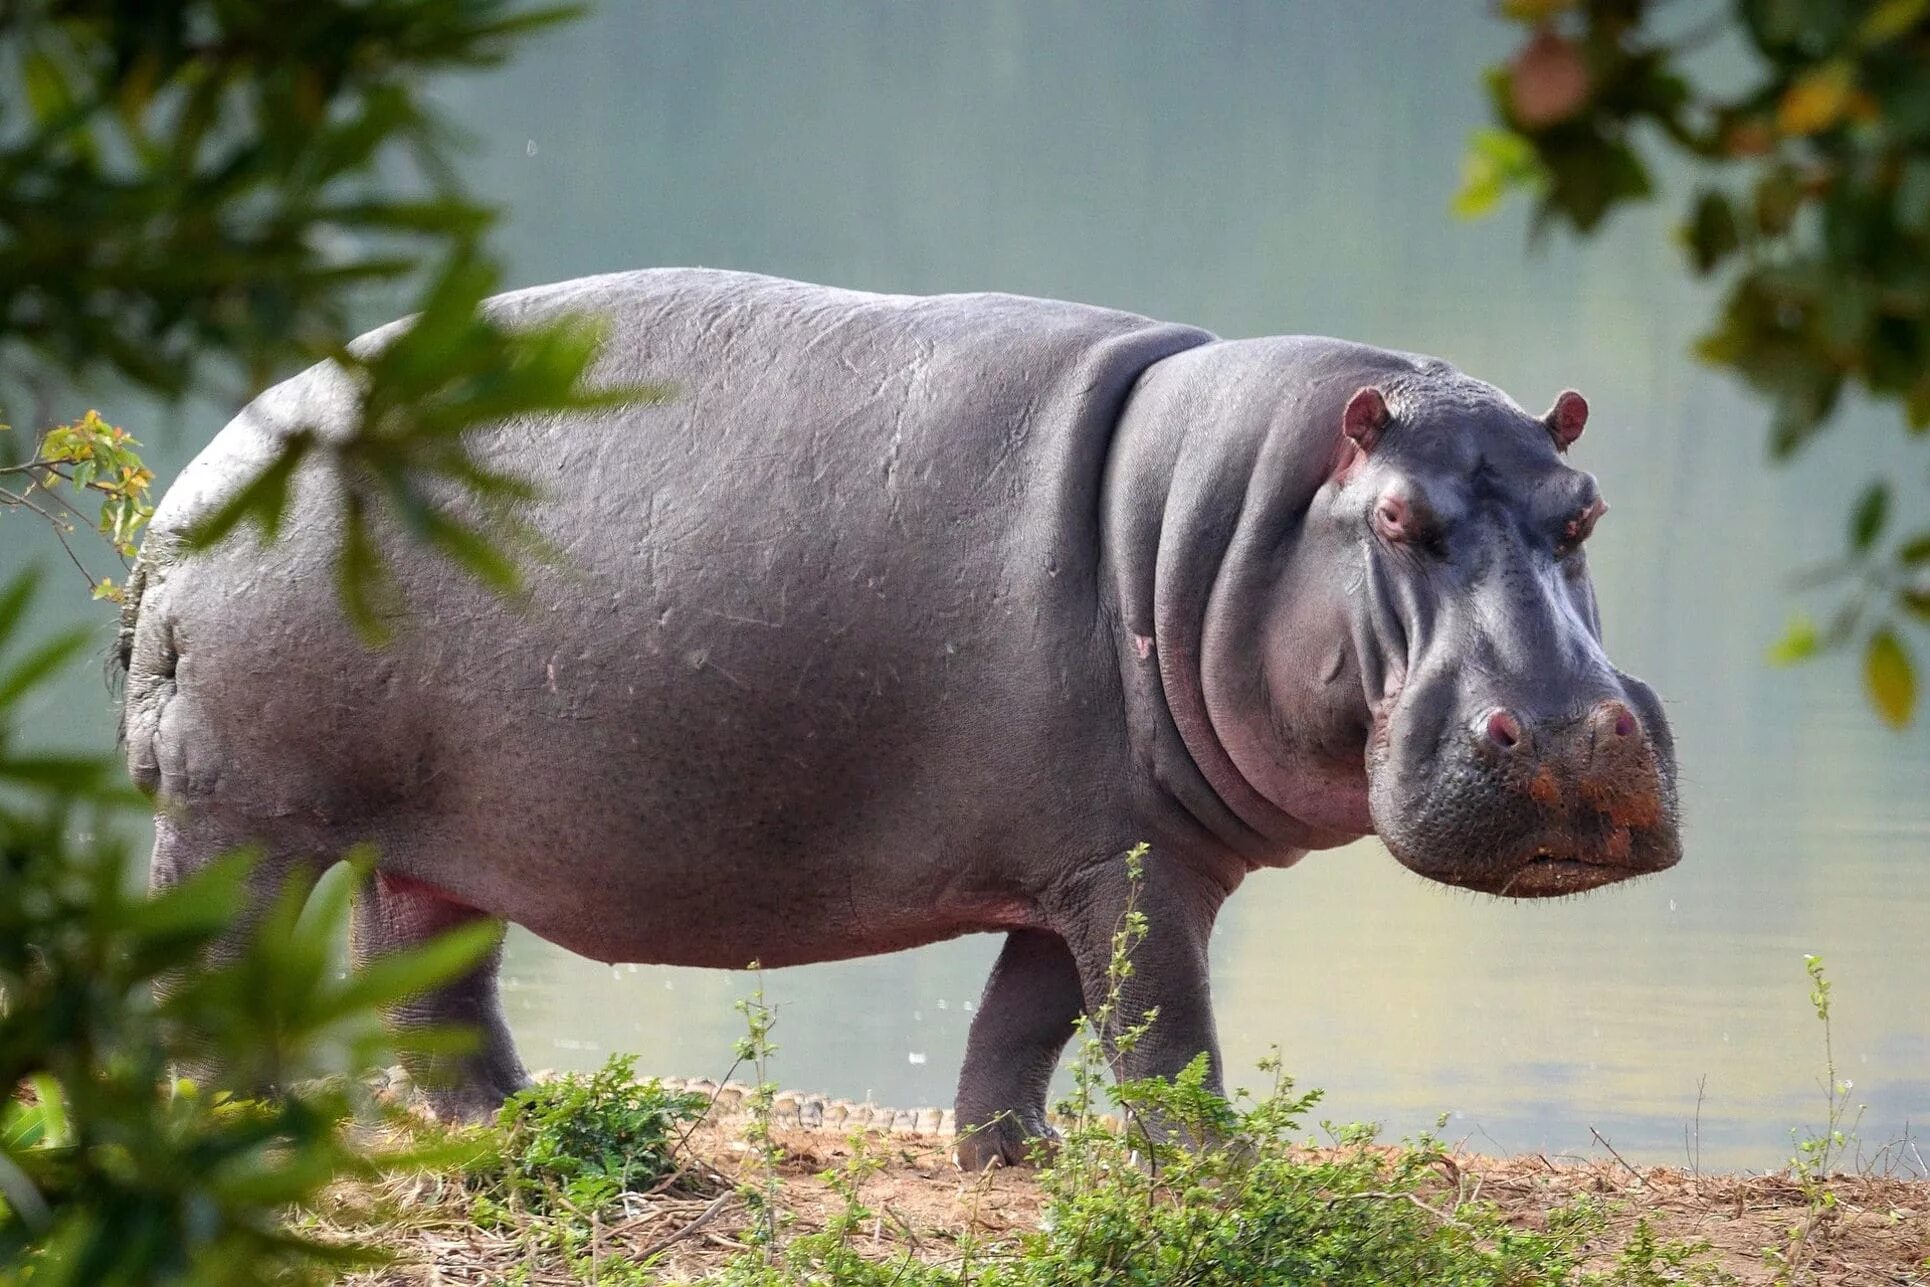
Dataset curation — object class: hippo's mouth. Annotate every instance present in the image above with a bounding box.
[1429,835,1666,899]
[1495,849,1628,898]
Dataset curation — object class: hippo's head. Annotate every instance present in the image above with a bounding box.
[1304,377,1680,896]
[1112,340,1679,897]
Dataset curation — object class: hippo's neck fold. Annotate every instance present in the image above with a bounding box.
[1098,339,1383,863]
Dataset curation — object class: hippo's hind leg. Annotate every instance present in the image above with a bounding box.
[952,928,1086,1170]
[351,871,529,1122]
[149,809,329,1092]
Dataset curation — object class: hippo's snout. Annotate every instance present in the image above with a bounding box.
[1371,679,1681,900]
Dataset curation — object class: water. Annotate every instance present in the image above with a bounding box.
[5,1,1924,1173]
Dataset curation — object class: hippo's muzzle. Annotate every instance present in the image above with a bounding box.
[1372,680,1681,899]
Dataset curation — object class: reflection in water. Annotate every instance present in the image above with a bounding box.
[8,1,1924,1173]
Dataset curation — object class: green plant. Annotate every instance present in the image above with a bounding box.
[685,848,1736,1287]
[733,965,785,1261]
[0,4,662,1280]
[469,1056,705,1224]
[1,0,662,626]
[1599,1219,1731,1287]
[0,569,496,1286]
[1458,0,1930,726]
[1766,954,1869,1283]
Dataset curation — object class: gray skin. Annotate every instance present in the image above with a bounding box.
[120,270,1680,1169]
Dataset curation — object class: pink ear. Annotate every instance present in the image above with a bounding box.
[1544,390,1588,451]
[1343,387,1390,453]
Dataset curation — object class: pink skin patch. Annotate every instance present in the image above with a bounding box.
[1133,634,1155,661]
[377,870,475,910]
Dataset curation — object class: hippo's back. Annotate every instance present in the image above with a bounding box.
[125,270,1211,963]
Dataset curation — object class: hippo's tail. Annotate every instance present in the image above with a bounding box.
[116,556,171,797]
[114,558,148,681]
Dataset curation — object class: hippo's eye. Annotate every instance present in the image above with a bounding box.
[1373,495,1412,544]
[1556,497,1607,556]
[1374,494,1446,556]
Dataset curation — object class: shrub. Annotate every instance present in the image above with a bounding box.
[467,1057,708,1222]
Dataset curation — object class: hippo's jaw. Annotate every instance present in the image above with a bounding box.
[1364,669,1681,899]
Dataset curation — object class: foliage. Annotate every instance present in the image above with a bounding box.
[173,247,665,645]
[0,0,661,628]
[0,411,153,602]
[1459,0,1930,726]
[466,1056,705,1223]
[1,3,637,1281]
[0,0,560,399]
[0,570,495,1287]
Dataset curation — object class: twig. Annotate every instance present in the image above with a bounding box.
[1590,1126,1645,1188]
[1327,1190,1467,1228]
[631,1189,735,1262]
[3,488,100,590]
[1686,1073,1707,1181]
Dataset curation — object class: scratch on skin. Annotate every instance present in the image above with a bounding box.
[697,607,785,629]
[1132,633,1154,661]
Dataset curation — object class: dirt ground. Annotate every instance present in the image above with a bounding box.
[340,1121,1930,1286]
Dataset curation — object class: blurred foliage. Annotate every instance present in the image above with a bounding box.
[0,570,495,1285]
[0,0,661,630]
[1460,0,1930,727]
[176,247,662,645]
[0,1,642,1282]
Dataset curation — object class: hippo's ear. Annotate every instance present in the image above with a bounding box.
[1342,386,1390,453]
[1543,390,1588,452]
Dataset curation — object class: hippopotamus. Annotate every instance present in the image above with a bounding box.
[120,269,1680,1168]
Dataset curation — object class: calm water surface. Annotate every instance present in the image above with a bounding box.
[7,2,1925,1172]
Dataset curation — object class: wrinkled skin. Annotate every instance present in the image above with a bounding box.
[121,271,1679,1169]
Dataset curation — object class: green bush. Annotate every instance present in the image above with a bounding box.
[467,1056,708,1223]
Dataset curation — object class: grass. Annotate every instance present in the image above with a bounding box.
[310,945,1927,1286]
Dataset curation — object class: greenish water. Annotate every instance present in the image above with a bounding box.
[5,2,1925,1173]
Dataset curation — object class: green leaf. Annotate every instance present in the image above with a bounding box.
[1682,190,1740,275]
[26,1075,72,1149]
[1849,483,1889,553]
[335,497,400,648]
[1864,628,1917,728]
[183,432,315,549]
[1901,532,1930,565]
[1768,614,1821,666]
[1453,127,1543,219]
[0,572,41,648]
[1858,0,1930,45]
[0,630,91,708]
[318,921,499,1026]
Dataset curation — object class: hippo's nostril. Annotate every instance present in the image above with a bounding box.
[1484,709,1522,750]
[1593,699,1638,741]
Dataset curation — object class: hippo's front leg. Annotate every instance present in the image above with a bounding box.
[952,928,1087,1169]
[952,851,1231,1170]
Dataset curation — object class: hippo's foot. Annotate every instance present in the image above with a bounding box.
[953,1111,1059,1170]
[416,1074,528,1126]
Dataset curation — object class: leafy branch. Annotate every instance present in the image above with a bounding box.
[1,0,660,630]
[1458,0,1930,726]
[0,410,153,601]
